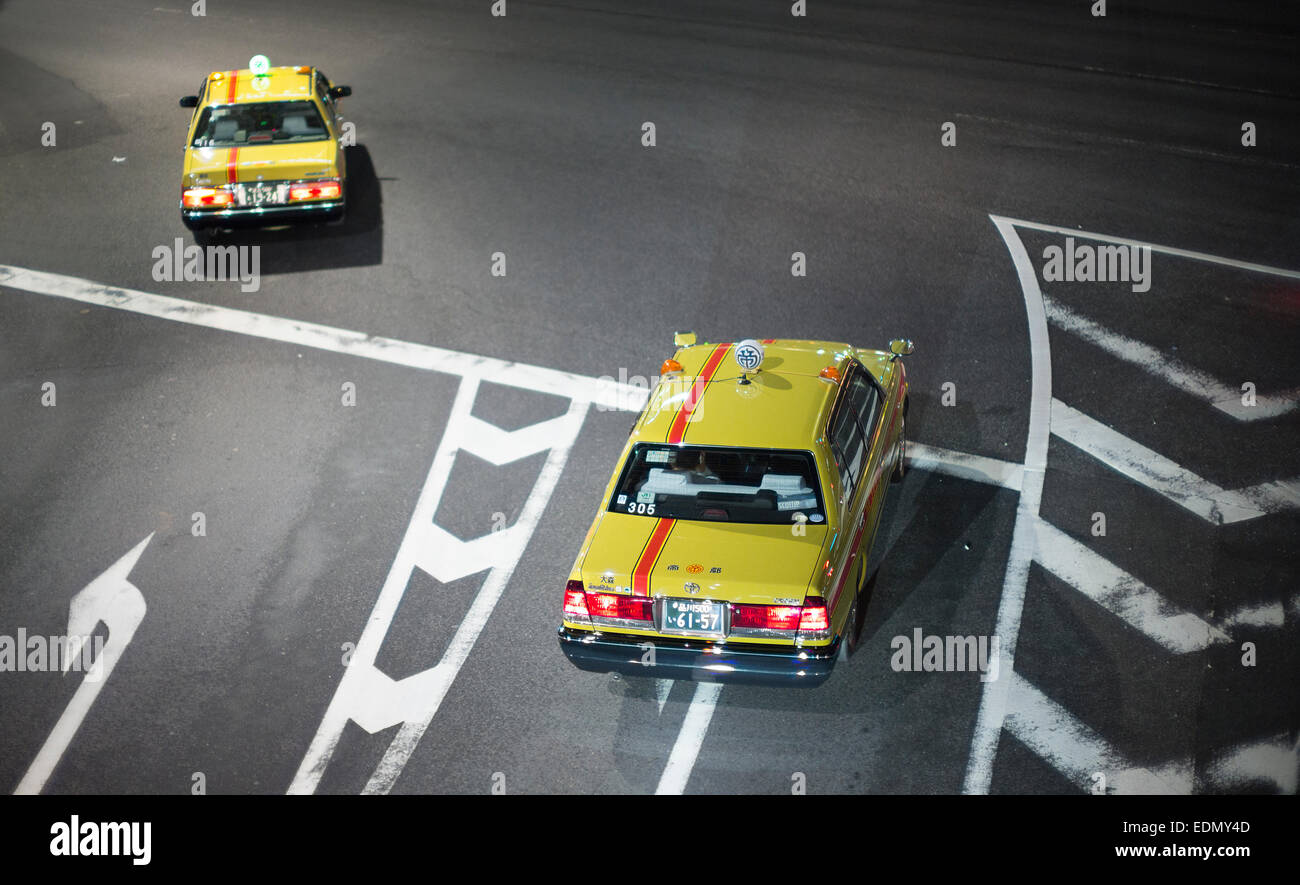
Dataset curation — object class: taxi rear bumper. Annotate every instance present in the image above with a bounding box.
[181,200,344,230]
[557,626,838,687]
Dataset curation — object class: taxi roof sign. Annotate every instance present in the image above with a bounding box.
[734,339,765,375]
[249,54,270,76]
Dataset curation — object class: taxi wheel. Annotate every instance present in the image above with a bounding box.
[891,412,906,484]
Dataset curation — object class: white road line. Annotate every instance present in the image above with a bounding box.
[0,264,636,411]
[1043,296,1299,421]
[1051,398,1298,524]
[1205,734,1298,794]
[655,679,673,714]
[906,443,1024,491]
[1003,671,1194,794]
[1033,519,1230,653]
[990,216,1300,280]
[963,216,1054,795]
[289,379,588,794]
[655,682,724,795]
[16,535,152,795]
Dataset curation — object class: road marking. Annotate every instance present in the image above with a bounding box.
[655,679,673,714]
[1051,398,1299,524]
[1043,296,1299,421]
[906,442,1024,490]
[289,379,588,794]
[655,682,723,795]
[0,265,636,411]
[1033,519,1230,653]
[990,216,1300,280]
[963,215,1053,795]
[1003,672,1194,794]
[16,535,152,795]
[1205,734,1299,794]
[2,262,1084,794]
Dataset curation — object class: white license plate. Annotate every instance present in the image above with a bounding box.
[662,598,725,636]
[239,183,285,206]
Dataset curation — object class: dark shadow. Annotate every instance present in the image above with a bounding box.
[200,144,384,274]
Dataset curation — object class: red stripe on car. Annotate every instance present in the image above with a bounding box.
[667,343,730,444]
[631,518,675,596]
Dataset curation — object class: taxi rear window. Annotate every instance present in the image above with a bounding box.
[609,444,825,526]
[191,100,328,147]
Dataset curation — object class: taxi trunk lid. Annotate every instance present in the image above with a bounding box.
[184,140,337,187]
[580,513,827,606]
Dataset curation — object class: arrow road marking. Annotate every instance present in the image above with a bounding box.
[15,535,152,795]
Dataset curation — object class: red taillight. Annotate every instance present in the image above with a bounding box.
[288,179,342,202]
[731,604,803,630]
[798,599,830,632]
[586,592,653,622]
[563,580,589,617]
[182,187,235,208]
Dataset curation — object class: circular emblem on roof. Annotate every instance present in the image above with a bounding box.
[685,563,705,574]
[734,339,765,373]
[249,54,271,76]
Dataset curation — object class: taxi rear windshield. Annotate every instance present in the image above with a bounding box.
[191,101,328,147]
[609,444,825,526]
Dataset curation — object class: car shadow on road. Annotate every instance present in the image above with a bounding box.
[200,144,383,275]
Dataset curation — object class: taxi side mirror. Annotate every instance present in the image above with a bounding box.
[329,85,352,99]
[889,338,914,358]
[179,95,199,108]
[673,331,697,347]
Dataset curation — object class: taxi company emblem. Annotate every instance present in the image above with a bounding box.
[685,563,705,574]
[734,339,765,372]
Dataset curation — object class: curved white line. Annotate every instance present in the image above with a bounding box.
[962,216,1053,794]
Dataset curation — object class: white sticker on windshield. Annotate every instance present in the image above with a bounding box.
[616,494,627,505]
[636,490,655,504]
[777,497,817,511]
[646,450,670,464]
[810,513,824,523]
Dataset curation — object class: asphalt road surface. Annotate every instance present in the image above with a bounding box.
[1,0,1297,795]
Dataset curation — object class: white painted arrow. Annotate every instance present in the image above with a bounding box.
[15,534,151,794]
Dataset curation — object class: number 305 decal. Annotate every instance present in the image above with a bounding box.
[626,501,656,515]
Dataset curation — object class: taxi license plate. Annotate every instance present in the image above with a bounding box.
[240,183,285,206]
[662,599,725,636]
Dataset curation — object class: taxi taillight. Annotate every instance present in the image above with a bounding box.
[563,580,589,617]
[182,187,235,208]
[288,179,342,202]
[731,604,802,630]
[798,598,830,632]
[586,592,653,622]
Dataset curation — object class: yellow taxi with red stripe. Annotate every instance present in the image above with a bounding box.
[559,333,913,686]
[177,56,351,233]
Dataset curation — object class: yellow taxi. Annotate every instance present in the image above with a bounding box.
[177,56,351,234]
[559,334,913,686]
